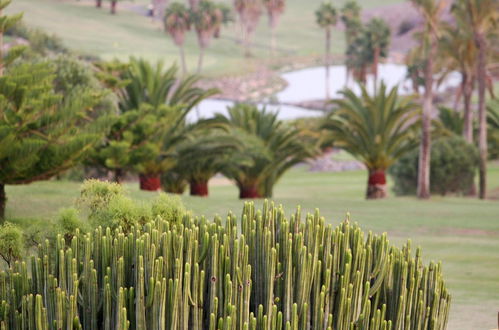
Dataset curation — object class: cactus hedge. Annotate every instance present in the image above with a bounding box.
[0,202,450,329]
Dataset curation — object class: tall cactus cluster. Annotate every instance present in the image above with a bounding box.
[0,201,450,329]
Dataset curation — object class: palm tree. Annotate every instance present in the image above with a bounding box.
[234,0,263,57]
[458,0,498,199]
[438,22,476,143]
[164,3,191,75]
[217,104,318,198]
[315,2,338,100]
[173,131,240,196]
[323,84,420,199]
[192,0,224,73]
[410,0,446,199]
[110,0,119,14]
[340,0,362,85]
[112,58,218,189]
[365,18,391,92]
[262,0,285,55]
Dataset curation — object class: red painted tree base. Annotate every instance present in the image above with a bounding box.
[239,185,261,199]
[366,169,387,199]
[139,175,161,191]
[190,181,208,197]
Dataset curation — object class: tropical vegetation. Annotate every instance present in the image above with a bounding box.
[323,84,420,199]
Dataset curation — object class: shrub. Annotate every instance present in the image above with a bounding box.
[0,223,24,266]
[151,193,186,223]
[77,180,186,231]
[390,136,479,195]
[56,208,88,245]
[0,202,450,329]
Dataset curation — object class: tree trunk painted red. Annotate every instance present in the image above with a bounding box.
[239,184,261,199]
[0,183,6,222]
[96,0,102,8]
[366,169,386,199]
[139,174,161,191]
[190,180,208,197]
[110,1,117,14]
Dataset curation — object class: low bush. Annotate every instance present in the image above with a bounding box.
[0,223,24,267]
[390,136,479,196]
[0,201,450,329]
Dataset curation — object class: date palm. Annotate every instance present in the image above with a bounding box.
[262,0,285,55]
[457,0,498,199]
[172,131,240,196]
[315,2,338,100]
[410,0,446,199]
[340,0,362,85]
[234,0,263,57]
[164,3,191,75]
[323,83,420,199]
[365,18,390,92]
[192,0,224,73]
[438,16,477,143]
[218,104,318,198]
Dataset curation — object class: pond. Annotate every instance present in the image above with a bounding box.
[190,63,461,122]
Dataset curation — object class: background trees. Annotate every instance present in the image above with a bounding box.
[164,3,191,75]
[323,84,420,199]
[410,0,446,199]
[234,0,263,57]
[458,0,498,199]
[262,0,285,54]
[315,2,337,100]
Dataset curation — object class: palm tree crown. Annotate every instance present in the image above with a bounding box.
[323,83,420,199]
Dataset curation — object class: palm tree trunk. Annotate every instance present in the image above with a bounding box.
[271,26,277,56]
[190,180,209,196]
[239,184,261,199]
[325,28,331,100]
[0,183,6,223]
[0,8,3,77]
[373,47,380,93]
[96,0,102,8]
[197,47,205,74]
[366,169,387,199]
[462,72,474,143]
[139,174,161,191]
[476,32,488,199]
[110,0,117,14]
[179,45,187,76]
[417,41,435,199]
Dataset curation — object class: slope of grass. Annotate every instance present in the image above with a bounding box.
[4,162,499,329]
[7,0,402,75]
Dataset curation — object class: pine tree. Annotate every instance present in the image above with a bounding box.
[0,1,113,221]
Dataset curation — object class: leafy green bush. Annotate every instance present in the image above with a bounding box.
[0,202,450,329]
[77,180,186,231]
[0,223,24,266]
[390,136,479,195]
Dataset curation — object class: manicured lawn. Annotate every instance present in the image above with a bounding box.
[4,162,499,329]
[7,0,402,76]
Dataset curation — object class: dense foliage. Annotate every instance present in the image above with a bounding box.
[0,192,450,329]
[323,84,420,199]
[390,136,479,196]
[217,104,318,198]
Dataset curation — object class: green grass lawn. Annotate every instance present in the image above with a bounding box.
[7,0,402,76]
[4,162,499,329]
